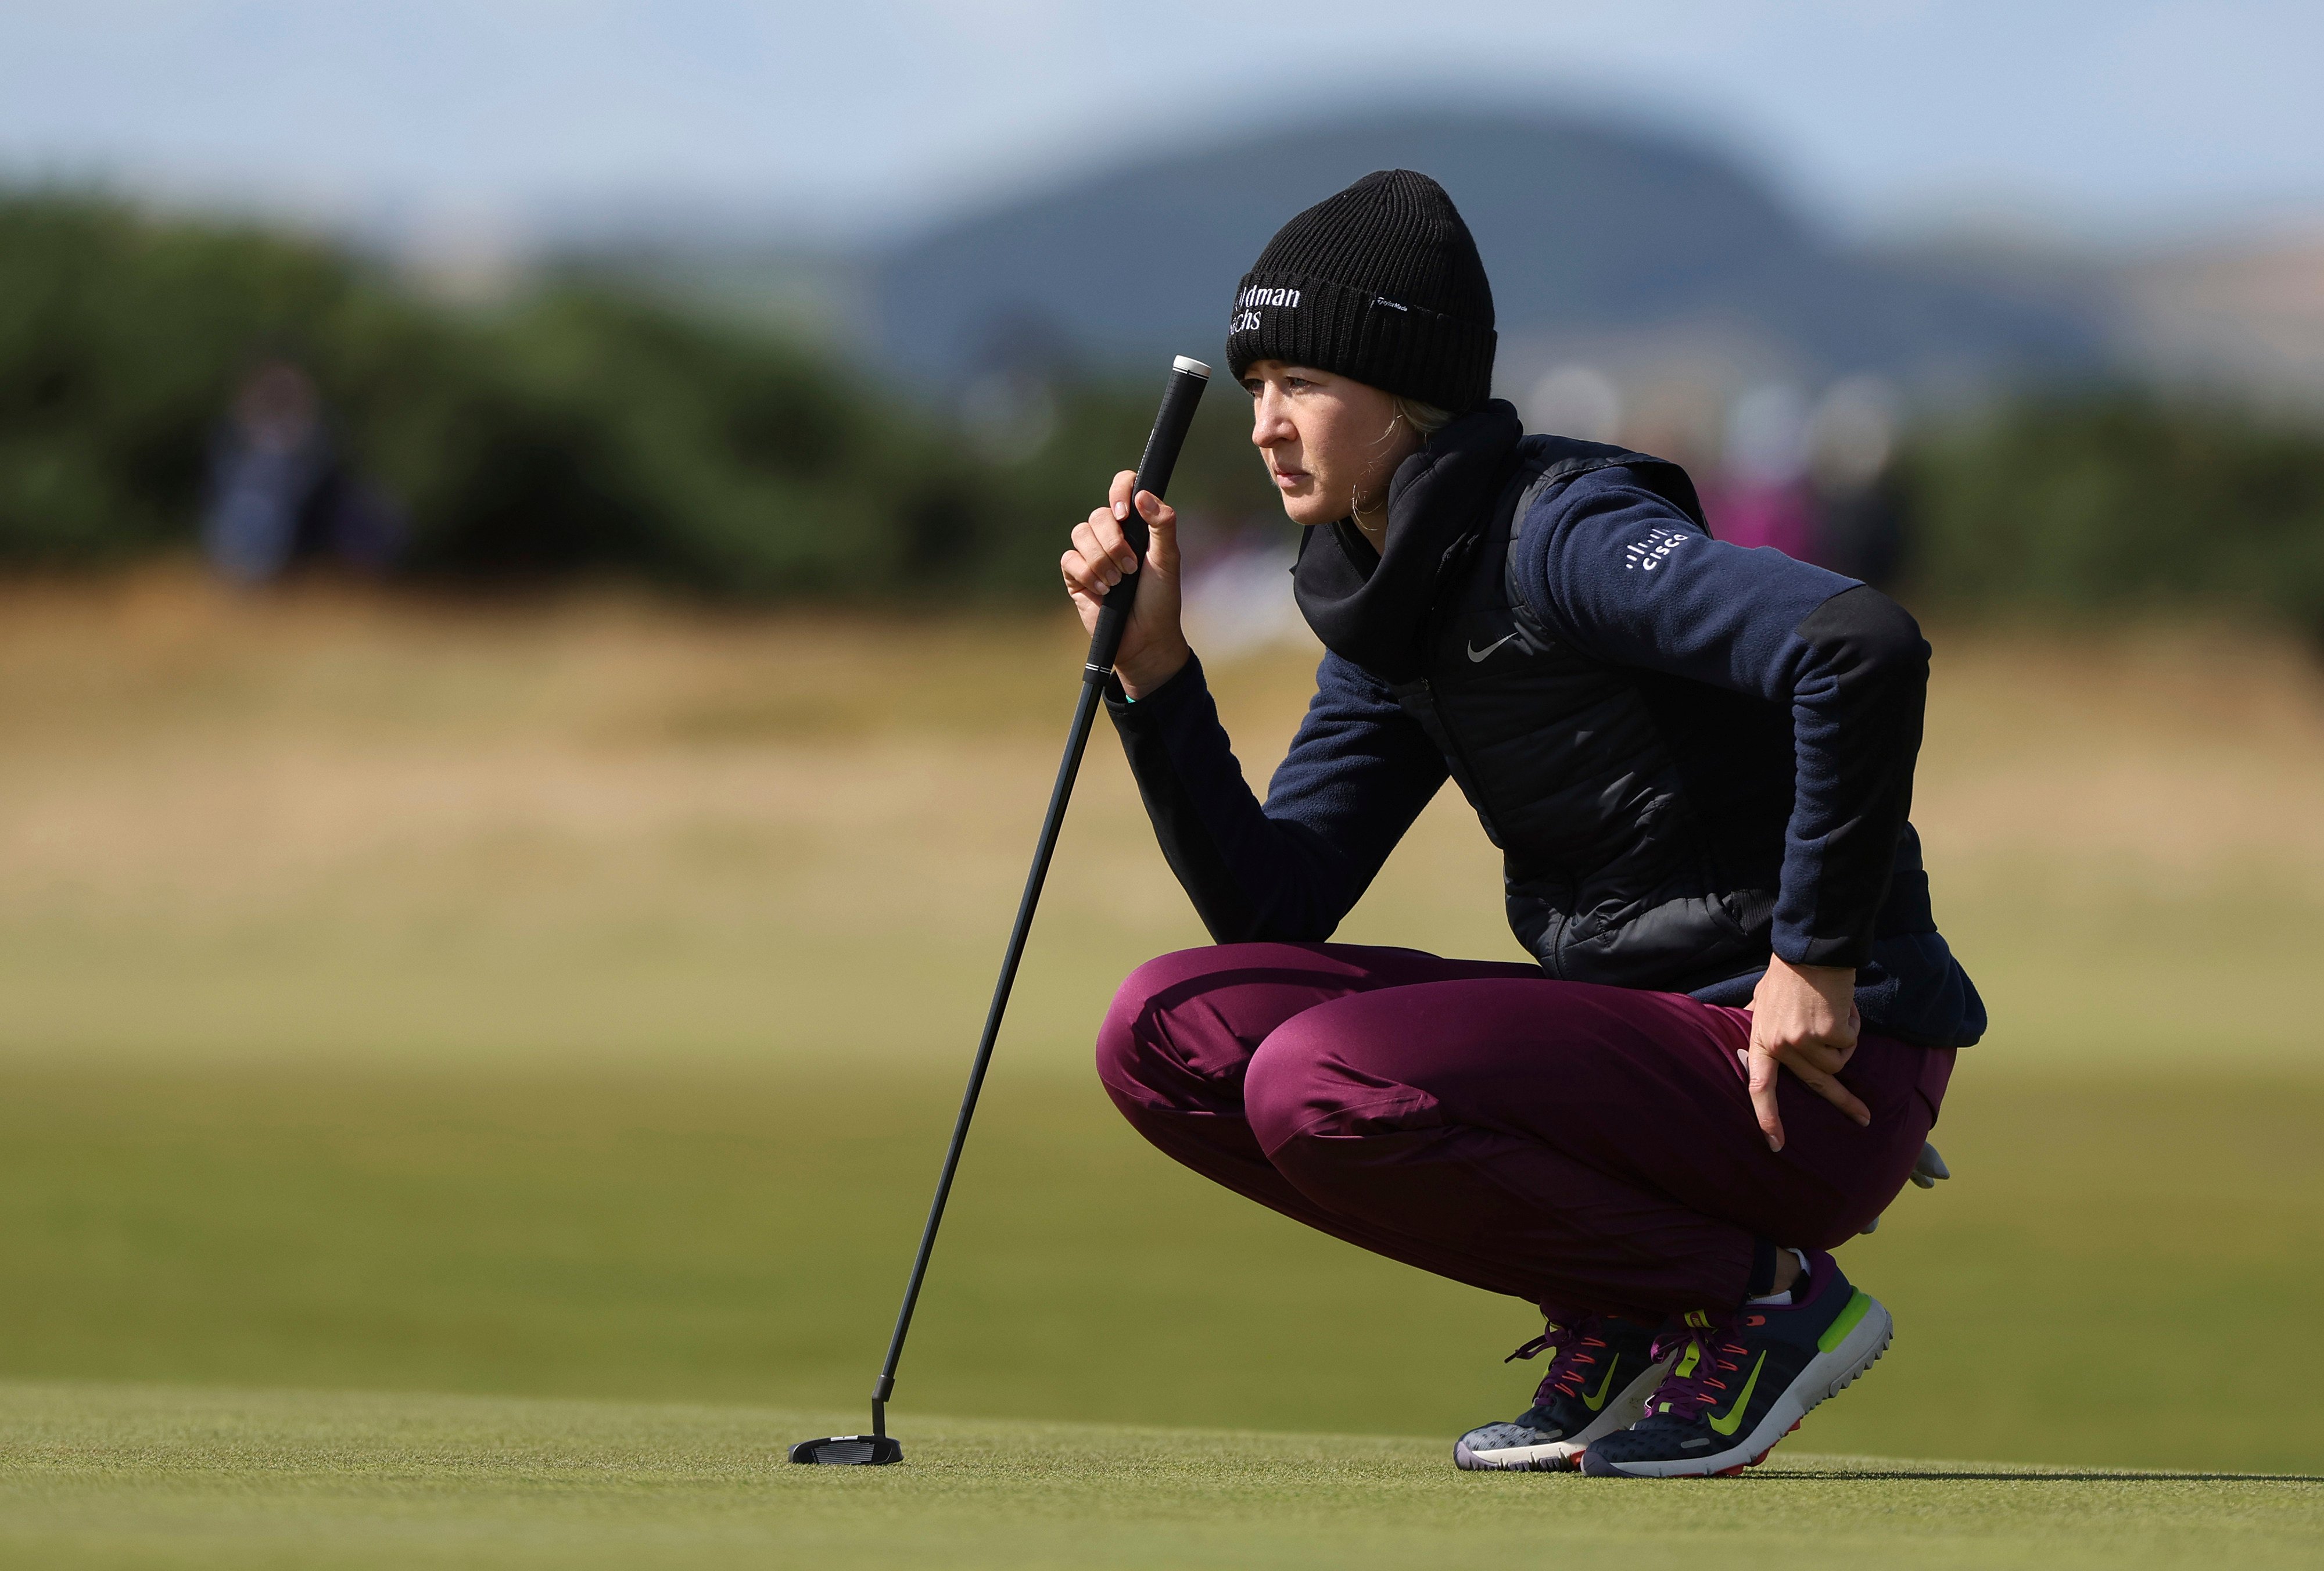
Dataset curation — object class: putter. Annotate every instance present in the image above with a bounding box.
[791,354,1211,1466]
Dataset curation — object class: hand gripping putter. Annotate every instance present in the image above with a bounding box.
[791,355,1210,1466]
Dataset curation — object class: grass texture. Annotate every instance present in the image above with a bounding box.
[3,1382,2318,1571]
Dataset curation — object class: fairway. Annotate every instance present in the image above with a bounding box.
[0,578,2320,1562]
[3,1382,2318,1571]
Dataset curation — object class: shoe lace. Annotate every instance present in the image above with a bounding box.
[1504,1319,1612,1409]
[1642,1313,1754,1421]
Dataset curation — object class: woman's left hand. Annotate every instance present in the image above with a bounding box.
[1745,956,1868,1152]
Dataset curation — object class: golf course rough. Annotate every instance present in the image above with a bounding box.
[2,1382,2317,1571]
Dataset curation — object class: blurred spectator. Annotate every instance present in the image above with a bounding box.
[203,360,405,583]
[1526,363,1623,444]
[1806,376,1906,587]
[1704,382,1825,565]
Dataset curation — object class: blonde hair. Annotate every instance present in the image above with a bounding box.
[1392,395,1453,436]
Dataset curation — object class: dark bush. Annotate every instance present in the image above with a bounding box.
[0,191,1284,601]
[0,193,980,596]
[959,371,1278,596]
[0,196,360,560]
[1898,390,2324,639]
[368,290,966,594]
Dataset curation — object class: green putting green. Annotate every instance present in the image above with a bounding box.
[2,1381,2315,1571]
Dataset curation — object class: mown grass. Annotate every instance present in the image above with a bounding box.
[2,1382,2317,1571]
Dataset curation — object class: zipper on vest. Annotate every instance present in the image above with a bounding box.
[1415,670,1568,978]
[1412,675,1502,841]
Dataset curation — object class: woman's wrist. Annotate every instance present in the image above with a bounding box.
[1768,954,1855,1002]
[1117,637,1192,700]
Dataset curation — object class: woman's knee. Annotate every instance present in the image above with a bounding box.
[1095,951,1178,1093]
[1240,1030,1315,1156]
[1242,1010,1362,1154]
[1094,946,1244,1103]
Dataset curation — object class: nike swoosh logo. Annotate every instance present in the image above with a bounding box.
[1466,633,1522,662]
[1579,1354,1621,1412]
[1706,1351,1766,1436]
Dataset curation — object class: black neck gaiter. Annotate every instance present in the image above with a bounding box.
[1291,399,1525,682]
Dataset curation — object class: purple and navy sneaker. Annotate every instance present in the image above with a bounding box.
[1453,1315,1674,1472]
[1580,1250,1892,1478]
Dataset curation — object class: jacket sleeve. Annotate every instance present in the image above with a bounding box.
[1512,475,1930,970]
[1104,650,1448,944]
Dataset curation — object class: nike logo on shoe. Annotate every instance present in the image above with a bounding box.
[1579,1355,1621,1412]
[1706,1351,1766,1436]
[1466,633,1523,662]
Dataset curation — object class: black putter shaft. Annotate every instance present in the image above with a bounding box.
[791,355,1210,1466]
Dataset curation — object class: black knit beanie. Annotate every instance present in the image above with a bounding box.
[1225,169,1496,413]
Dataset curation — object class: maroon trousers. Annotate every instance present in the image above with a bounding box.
[1096,942,1953,1321]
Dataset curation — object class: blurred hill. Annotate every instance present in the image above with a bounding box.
[587,111,2324,421]
[862,111,2111,403]
[2114,229,2324,404]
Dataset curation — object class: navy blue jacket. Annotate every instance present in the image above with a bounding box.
[1107,455,1984,1049]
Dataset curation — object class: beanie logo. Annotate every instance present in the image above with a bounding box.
[1231,285,1300,335]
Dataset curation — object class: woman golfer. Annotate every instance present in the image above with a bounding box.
[1060,170,1984,1478]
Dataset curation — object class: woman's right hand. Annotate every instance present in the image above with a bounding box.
[1061,468,1191,697]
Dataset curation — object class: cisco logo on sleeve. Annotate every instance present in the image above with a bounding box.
[1624,527,1690,571]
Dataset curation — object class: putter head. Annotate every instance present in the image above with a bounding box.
[789,1434,904,1466]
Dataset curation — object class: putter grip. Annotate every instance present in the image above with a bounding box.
[1084,356,1210,680]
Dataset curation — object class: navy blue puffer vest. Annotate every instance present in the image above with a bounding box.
[1379,433,1800,991]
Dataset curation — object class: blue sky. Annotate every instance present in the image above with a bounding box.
[3,1,2319,246]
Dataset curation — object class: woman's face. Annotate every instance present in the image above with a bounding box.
[1243,361,1422,532]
